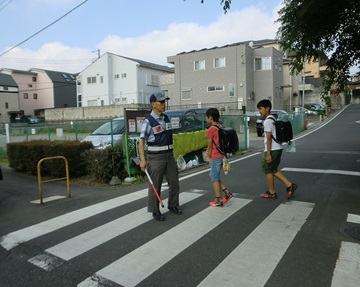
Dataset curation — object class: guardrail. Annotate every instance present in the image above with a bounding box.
[37,156,71,204]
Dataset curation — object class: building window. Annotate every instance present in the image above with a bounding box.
[214,57,225,68]
[5,102,8,109]
[24,93,28,99]
[3,86,8,90]
[255,57,271,70]
[121,73,127,79]
[181,89,192,100]
[32,76,37,82]
[194,60,205,71]
[207,85,224,92]
[33,93,38,99]
[100,76,104,83]
[146,74,159,86]
[28,84,32,88]
[87,77,96,84]
[229,84,235,97]
[114,74,120,79]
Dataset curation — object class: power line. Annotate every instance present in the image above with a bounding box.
[0,0,14,12]
[0,0,89,57]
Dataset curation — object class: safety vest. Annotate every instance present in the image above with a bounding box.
[146,114,173,154]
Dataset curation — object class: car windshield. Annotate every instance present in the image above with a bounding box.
[91,119,125,135]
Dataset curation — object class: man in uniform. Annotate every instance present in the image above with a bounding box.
[139,92,182,221]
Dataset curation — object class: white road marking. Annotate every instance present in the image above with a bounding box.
[0,189,149,250]
[78,198,252,287]
[178,153,261,181]
[198,201,315,287]
[30,195,66,204]
[282,167,360,177]
[331,241,360,287]
[28,192,203,270]
[347,213,360,224]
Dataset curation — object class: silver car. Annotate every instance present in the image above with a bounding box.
[82,118,125,149]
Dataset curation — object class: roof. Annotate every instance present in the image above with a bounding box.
[176,39,277,55]
[101,52,173,73]
[0,73,18,87]
[30,68,77,83]
[121,55,174,73]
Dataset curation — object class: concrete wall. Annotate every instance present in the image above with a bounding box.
[45,104,149,122]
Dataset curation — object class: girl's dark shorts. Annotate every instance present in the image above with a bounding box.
[261,149,283,174]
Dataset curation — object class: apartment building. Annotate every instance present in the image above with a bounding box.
[161,40,286,114]
[76,52,173,107]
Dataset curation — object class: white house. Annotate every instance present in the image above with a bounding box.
[77,52,174,107]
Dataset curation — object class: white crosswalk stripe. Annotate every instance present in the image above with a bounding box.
[0,188,149,250]
[4,189,356,287]
[28,192,203,270]
[78,198,252,287]
[331,213,360,287]
[198,201,315,287]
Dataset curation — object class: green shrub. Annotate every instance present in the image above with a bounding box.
[80,144,127,184]
[7,140,93,177]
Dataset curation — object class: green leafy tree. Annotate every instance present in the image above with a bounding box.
[276,0,360,95]
[204,0,360,96]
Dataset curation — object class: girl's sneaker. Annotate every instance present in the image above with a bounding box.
[260,191,278,199]
[209,199,223,207]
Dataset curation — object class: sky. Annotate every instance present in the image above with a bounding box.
[0,0,285,73]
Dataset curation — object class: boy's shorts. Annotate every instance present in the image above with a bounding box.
[261,149,283,174]
[209,157,223,181]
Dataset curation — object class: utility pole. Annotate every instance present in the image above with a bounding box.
[92,49,100,59]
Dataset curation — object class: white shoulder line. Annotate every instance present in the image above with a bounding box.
[282,167,360,177]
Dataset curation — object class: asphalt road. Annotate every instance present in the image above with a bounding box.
[0,104,359,287]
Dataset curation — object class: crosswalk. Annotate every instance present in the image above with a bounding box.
[1,189,360,287]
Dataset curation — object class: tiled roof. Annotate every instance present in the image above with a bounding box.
[0,73,18,87]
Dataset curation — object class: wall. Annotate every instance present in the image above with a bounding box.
[44,104,149,122]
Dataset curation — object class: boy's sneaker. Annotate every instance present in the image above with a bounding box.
[209,199,223,207]
[286,183,298,200]
[221,193,233,204]
[260,191,278,199]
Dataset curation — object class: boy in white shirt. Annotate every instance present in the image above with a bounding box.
[257,99,298,199]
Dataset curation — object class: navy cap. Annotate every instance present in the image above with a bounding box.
[150,92,170,103]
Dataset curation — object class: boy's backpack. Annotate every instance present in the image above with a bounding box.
[268,116,293,144]
[212,125,239,157]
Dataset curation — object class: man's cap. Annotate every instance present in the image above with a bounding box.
[150,92,170,103]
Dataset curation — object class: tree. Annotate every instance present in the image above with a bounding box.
[276,0,360,96]
[211,0,360,95]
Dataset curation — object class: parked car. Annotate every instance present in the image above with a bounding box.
[26,116,41,124]
[255,110,290,137]
[82,118,125,149]
[164,108,209,134]
[305,103,325,115]
[82,108,210,148]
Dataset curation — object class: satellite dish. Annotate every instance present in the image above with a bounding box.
[249,41,254,48]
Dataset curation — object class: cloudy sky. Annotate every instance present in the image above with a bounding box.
[0,0,284,73]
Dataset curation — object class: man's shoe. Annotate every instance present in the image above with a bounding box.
[221,193,233,204]
[168,207,183,214]
[286,183,298,200]
[152,212,165,221]
[260,191,277,199]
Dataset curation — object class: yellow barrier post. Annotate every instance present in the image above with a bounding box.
[37,156,71,204]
